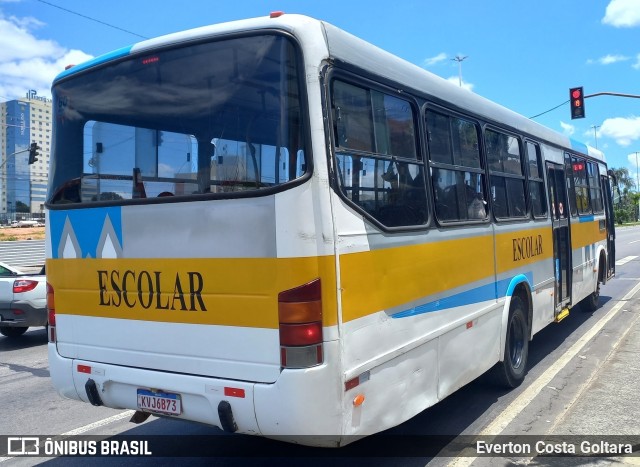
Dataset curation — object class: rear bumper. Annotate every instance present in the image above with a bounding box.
[0,301,47,327]
[48,341,344,445]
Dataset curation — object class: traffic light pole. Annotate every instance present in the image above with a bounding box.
[532,90,640,120]
[585,92,640,99]
[0,148,29,171]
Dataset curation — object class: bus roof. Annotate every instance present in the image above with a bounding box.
[53,13,605,163]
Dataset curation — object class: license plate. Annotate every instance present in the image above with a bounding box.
[137,389,182,416]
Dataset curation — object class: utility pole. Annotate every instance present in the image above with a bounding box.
[451,55,468,87]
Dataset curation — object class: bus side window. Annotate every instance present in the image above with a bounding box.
[426,109,486,223]
[485,129,526,220]
[332,79,427,229]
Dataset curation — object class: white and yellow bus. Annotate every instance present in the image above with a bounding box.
[47,13,615,447]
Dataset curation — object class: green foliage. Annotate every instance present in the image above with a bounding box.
[15,201,29,213]
[610,166,639,224]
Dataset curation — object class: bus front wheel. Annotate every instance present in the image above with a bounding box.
[494,296,529,388]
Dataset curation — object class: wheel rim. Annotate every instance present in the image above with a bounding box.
[509,314,525,369]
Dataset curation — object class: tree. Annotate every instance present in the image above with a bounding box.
[15,201,29,213]
[610,167,635,202]
[610,166,639,223]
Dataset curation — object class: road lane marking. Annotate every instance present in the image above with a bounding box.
[616,255,638,266]
[447,280,640,467]
[61,410,136,436]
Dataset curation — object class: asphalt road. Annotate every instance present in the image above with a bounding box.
[1,226,639,466]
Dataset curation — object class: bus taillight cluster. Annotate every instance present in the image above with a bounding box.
[278,278,323,369]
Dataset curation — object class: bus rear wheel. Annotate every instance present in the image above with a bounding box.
[494,296,529,388]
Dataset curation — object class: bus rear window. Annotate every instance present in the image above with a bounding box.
[49,34,307,205]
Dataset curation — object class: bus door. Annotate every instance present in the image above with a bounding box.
[601,174,616,278]
[547,162,572,313]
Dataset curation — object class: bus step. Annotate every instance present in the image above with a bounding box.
[555,308,570,323]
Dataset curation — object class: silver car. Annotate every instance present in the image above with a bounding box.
[0,262,47,337]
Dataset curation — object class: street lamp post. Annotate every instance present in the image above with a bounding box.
[591,125,600,149]
[636,151,640,221]
[451,55,468,87]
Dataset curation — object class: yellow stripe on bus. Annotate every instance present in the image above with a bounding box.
[48,256,337,328]
[571,219,606,249]
[340,226,553,323]
[495,226,553,273]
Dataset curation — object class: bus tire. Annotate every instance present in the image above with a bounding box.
[582,281,600,313]
[494,296,529,388]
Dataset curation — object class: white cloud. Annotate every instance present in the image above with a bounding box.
[586,54,631,65]
[423,52,447,67]
[633,53,640,69]
[560,121,575,136]
[603,0,640,27]
[446,76,474,92]
[599,116,640,146]
[629,153,640,167]
[0,13,93,99]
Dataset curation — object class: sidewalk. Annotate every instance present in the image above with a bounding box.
[545,292,640,463]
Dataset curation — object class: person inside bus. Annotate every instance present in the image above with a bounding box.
[467,189,487,220]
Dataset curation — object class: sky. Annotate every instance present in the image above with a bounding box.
[1,0,640,184]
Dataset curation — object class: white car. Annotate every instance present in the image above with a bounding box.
[16,220,39,228]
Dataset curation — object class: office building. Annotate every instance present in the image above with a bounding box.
[0,91,51,219]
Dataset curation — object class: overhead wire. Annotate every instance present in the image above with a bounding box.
[529,100,569,120]
[35,0,148,39]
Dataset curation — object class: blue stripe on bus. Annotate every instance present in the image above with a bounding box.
[578,215,595,223]
[54,45,134,82]
[569,139,589,155]
[391,272,533,319]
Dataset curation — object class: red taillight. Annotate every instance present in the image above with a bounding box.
[278,279,323,369]
[13,279,39,293]
[47,283,56,343]
[279,322,323,346]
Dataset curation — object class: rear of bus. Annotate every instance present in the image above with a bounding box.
[46,17,344,445]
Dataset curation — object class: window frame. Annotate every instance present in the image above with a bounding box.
[484,126,528,222]
[524,139,548,220]
[571,155,592,215]
[587,161,604,214]
[425,105,488,225]
[564,152,579,218]
[328,71,429,231]
[47,30,314,209]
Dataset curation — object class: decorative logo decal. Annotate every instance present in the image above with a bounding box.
[50,207,123,259]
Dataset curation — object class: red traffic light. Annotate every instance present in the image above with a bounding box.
[569,86,585,119]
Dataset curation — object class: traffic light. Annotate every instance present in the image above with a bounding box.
[570,87,585,119]
[28,142,40,164]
